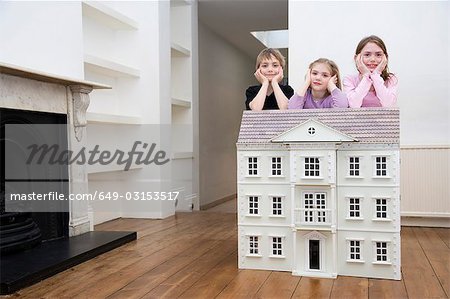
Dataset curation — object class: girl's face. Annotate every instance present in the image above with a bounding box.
[360,42,385,72]
[259,55,281,81]
[310,63,332,92]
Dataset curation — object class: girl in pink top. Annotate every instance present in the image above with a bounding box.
[344,35,398,108]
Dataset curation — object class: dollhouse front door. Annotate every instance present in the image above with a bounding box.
[309,239,320,270]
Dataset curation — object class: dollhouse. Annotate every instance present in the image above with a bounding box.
[236,108,401,280]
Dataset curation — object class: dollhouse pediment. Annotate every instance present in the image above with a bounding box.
[270,119,357,143]
[304,231,327,240]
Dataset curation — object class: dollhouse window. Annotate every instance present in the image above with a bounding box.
[375,156,387,176]
[271,157,282,176]
[349,197,361,218]
[248,157,258,176]
[271,237,283,256]
[349,240,362,261]
[375,242,389,262]
[304,157,320,177]
[375,198,388,218]
[248,196,259,215]
[271,196,283,216]
[308,127,316,135]
[303,192,327,223]
[249,236,259,255]
[349,157,360,176]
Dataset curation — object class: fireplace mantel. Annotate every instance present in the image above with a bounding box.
[0,62,110,236]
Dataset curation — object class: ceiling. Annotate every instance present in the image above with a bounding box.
[198,0,289,59]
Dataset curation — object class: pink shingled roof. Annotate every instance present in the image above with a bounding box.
[237,107,399,144]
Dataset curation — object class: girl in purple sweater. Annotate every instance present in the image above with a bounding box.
[289,58,348,109]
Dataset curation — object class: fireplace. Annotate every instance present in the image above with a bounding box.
[0,63,136,295]
[1,108,69,254]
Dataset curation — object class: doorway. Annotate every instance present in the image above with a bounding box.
[309,239,320,270]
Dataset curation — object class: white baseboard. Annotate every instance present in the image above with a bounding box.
[401,216,450,228]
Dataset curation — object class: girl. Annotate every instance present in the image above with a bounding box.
[246,48,294,110]
[344,35,398,108]
[288,58,348,109]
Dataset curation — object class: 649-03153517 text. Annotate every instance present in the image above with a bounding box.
[8,191,180,201]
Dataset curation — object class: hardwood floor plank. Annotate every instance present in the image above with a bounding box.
[214,269,270,299]
[291,277,334,299]
[413,227,450,297]
[178,252,239,299]
[435,228,450,249]
[368,278,408,299]
[401,227,447,299]
[141,241,237,298]
[104,240,223,299]
[330,276,368,299]
[253,271,300,299]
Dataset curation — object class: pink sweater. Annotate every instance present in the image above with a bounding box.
[343,72,398,108]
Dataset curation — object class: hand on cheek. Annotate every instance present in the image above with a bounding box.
[272,67,284,84]
[254,68,269,84]
[327,75,337,92]
[375,55,388,74]
[356,54,370,76]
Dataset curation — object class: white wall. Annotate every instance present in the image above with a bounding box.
[0,1,84,78]
[198,21,254,207]
[288,1,449,146]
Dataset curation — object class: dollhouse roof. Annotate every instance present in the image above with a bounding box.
[237,108,399,144]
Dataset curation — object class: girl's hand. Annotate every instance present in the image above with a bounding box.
[304,68,311,87]
[272,67,284,84]
[254,68,269,85]
[355,54,370,76]
[327,75,337,92]
[375,54,388,74]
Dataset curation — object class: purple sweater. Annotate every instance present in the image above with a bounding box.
[288,88,349,109]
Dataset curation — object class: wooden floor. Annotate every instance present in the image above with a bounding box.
[10,212,450,299]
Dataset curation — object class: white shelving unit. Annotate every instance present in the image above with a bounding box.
[82,2,142,177]
[86,112,142,124]
[82,1,138,30]
[171,97,191,108]
[84,54,140,78]
[170,0,197,211]
[171,42,191,57]
[82,2,140,124]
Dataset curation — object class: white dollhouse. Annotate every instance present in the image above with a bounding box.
[237,108,401,280]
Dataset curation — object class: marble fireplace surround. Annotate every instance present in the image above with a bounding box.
[0,62,110,236]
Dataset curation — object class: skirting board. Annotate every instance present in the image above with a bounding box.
[401,216,450,228]
[200,194,236,210]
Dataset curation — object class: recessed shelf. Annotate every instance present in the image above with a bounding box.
[87,112,142,124]
[170,0,191,7]
[84,54,140,78]
[82,1,139,30]
[88,163,143,174]
[171,43,191,57]
[171,97,191,108]
[172,152,194,160]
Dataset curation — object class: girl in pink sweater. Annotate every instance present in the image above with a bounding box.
[344,35,398,108]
